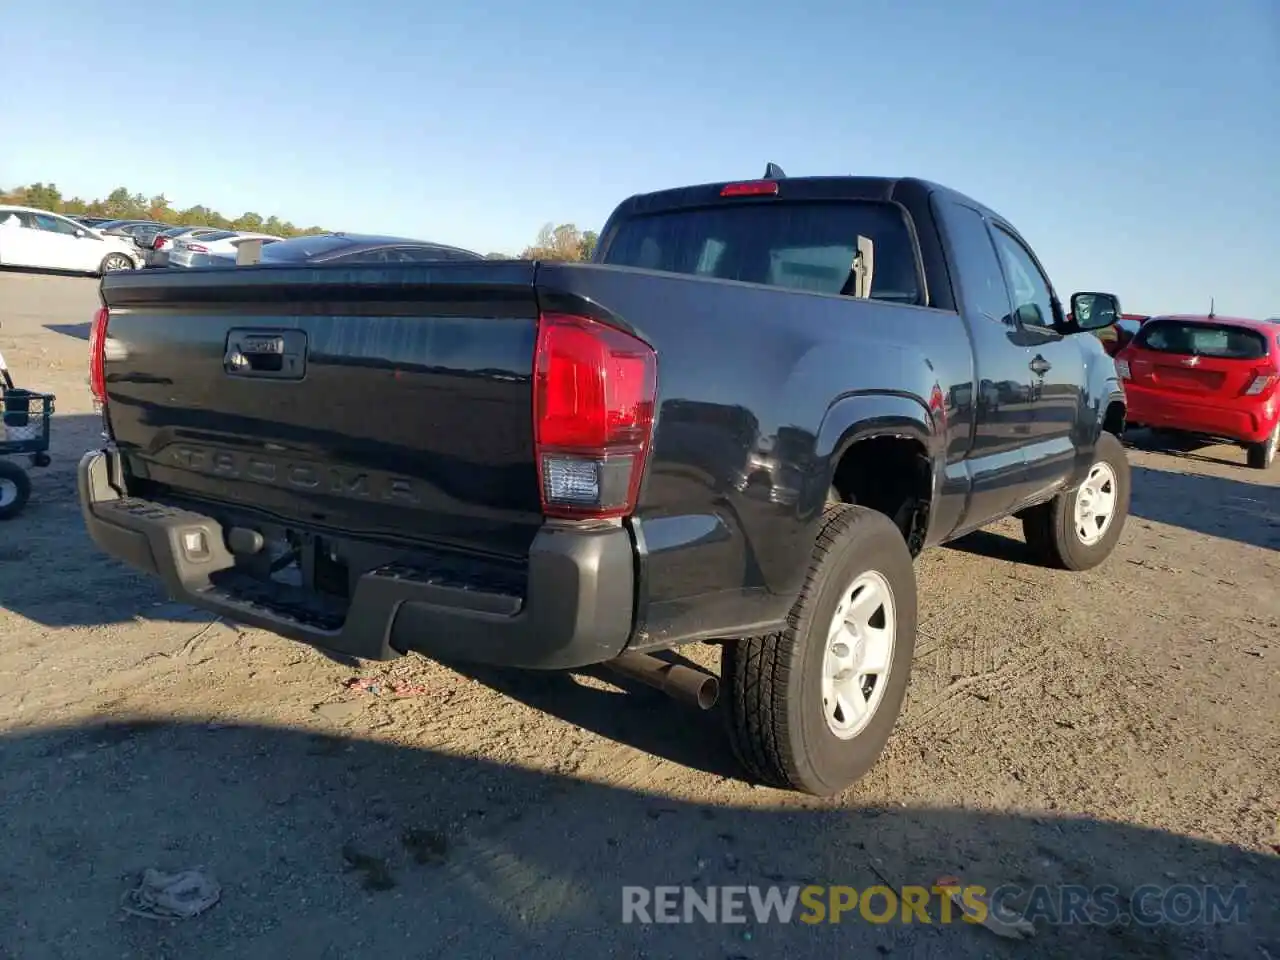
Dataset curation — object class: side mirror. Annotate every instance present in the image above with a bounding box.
[75,228,87,238]
[1071,292,1121,331]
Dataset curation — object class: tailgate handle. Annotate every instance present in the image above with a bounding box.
[225,329,307,380]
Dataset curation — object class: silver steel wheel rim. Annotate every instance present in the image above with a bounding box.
[821,570,896,740]
[1074,461,1118,546]
[104,255,130,271]
[0,478,17,507]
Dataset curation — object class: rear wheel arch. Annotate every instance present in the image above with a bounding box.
[826,430,935,557]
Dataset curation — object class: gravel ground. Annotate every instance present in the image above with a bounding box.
[0,270,1276,959]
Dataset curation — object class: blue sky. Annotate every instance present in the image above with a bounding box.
[2,0,1276,316]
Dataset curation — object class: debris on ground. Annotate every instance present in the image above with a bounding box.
[121,867,221,921]
[341,843,396,891]
[934,875,1035,940]
[344,676,428,697]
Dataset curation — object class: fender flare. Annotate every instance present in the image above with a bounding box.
[814,391,945,515]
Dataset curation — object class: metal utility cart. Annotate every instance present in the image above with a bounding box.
[0,344,54,520]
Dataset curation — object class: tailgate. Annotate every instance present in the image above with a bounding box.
[100,261,543,558]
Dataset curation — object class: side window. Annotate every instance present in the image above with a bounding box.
[944,204,1014,323]
[990,227,1055,330]
[34,214,79,235]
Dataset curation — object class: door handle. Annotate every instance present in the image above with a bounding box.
[224,329,307,380]
[1029,355,1051,376]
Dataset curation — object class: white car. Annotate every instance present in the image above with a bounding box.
[0,206,142,275]
[168,231,283,268]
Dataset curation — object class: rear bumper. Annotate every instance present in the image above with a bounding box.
[1124,384,1278,445]
[77,449,637,669]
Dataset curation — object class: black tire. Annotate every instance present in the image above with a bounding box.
[1245,424,1278,470]
[722,504,917,795]
[1022,431,1130,571]
[99,253,134,274]
[0,460,32,520]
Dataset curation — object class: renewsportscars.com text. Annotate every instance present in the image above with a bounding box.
[621,883,1248,927]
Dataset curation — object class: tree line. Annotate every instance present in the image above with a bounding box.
[2,181,599,258]
[502,222,598,261]
[0,182,328,238]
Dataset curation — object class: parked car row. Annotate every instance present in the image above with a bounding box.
[3,207,487,275]
[178,231,486,267]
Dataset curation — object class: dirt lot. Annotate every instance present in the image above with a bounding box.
[0,270,1276,959]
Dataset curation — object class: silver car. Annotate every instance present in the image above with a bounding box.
[168,230,283,268]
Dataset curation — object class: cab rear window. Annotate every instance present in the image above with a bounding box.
[598,201,922,304]
[1134,321,1268,361]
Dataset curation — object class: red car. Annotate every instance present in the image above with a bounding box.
[1116,314,1280,469]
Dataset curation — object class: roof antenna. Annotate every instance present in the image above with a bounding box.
[1208,297,1215,319]
[763,162,787,180]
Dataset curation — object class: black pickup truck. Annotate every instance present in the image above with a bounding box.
[79,168,1130,795]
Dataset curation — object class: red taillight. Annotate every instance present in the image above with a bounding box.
[154,235,169,249]
[1244,365,1278,396]
[187,243,209,253]
[533,313,658,520]
[720,180,779,197]
[89,305,109,408]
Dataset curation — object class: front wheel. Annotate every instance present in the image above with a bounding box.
[99,253,134,274]
[1246,424,1278,470]
[0,460,32,520]
[1022,431,1130,570]
[722,504,917,795]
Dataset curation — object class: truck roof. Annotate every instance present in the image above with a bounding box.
[612,175,1006,223]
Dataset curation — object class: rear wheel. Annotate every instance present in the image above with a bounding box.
[99,253,134,274]
[1022,431,1130,570]
[722,504,917,795]
[1246,424,1279,470]
[0,460,32,520]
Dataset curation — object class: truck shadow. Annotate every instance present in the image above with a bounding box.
[2,718,1275,958]
[0,264,102,281]
[945,529,1037,565]
[43,321,91,341]
[0,413,213,629]
[450,653,743,779]
[948,460,1280,562]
